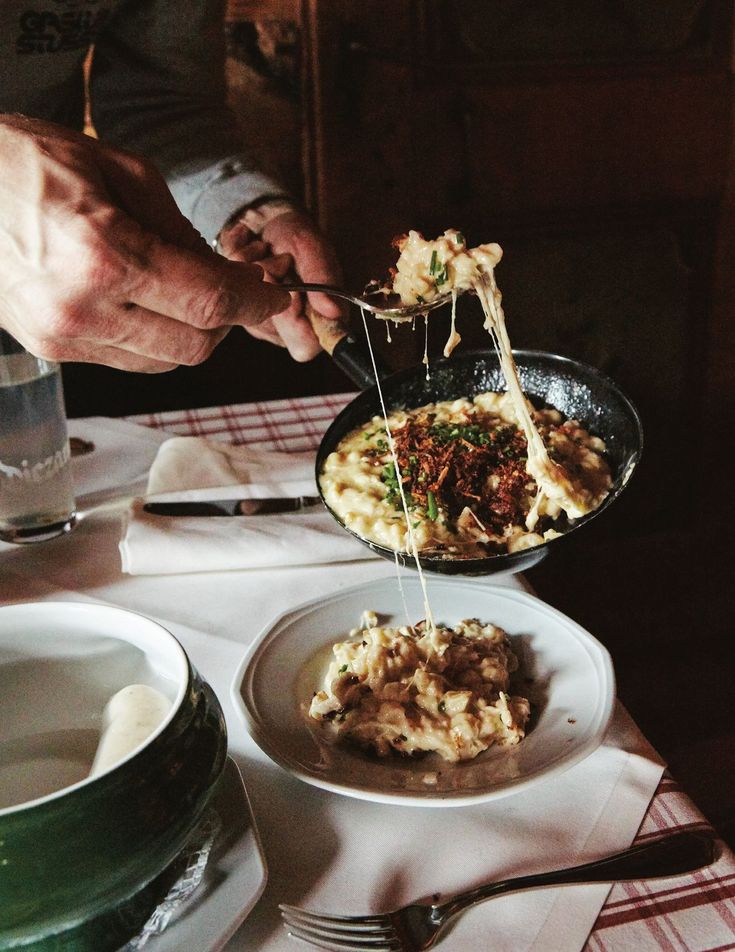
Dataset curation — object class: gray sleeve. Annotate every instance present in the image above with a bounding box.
[88,0,289,243]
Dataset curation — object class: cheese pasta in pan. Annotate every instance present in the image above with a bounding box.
[319,390,611,559]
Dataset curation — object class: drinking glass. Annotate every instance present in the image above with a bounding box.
[0,331,76,543]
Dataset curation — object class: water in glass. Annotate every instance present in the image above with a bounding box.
[0,351,76,543]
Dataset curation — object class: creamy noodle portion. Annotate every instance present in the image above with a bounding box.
[320,390,611,558]
[384,229,603,528]
[307,612,530,763]
[390,229,502,308]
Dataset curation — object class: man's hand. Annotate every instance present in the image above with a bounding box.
[0,115,291,372]
[217,205,344,362]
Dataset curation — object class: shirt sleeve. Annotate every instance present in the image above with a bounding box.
[88,0,290,243]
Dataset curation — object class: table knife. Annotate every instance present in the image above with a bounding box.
[143,496,322,517]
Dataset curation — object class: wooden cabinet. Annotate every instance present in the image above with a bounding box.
[257,0,729,534]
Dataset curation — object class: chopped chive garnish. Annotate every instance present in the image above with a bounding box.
[428,422,493,446]
[455,232,465,245]
[381,461,401,501]
[339,664,348,673]
[426,490,439,521]
[429,249,438,275]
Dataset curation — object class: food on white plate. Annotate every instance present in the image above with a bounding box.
[89,683,171,777]
[370,229,605,530]
[319,390,611,558]
[306,611,530,763]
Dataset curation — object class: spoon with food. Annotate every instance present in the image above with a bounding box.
[284,230,491,319]
[282,280,454,319]
[381,229,500,314]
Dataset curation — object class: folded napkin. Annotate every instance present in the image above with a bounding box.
[119,436,374,575]
[68,417,171,505]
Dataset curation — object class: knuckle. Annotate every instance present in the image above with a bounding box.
[191,263,291,330]
[97,205,131,237]
[67,211,106,251]
[180,331,220,366]
[197,281,237,329]
[73,254,105,291]
[139,359,177,374]
[290,340,320,363]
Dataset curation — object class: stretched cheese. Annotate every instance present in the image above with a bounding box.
[390,230,601,527]
[89,684,171,777]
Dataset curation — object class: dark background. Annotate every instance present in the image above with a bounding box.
[63,0,735,843]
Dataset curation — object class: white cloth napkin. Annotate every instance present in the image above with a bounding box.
[119,436,374,575]
[68,417,171,504]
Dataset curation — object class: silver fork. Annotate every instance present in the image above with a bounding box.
[279,831,718,952]
[283,283,453,320]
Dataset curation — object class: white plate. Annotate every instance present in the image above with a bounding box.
[149,757,267,951]
[232,577,615,807]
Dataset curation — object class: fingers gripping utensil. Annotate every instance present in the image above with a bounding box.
[280,831,718,952]
[305,305,387,390]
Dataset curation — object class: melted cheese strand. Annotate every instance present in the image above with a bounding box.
[360,308,437,637]
[422,314,430,380]
[443,289,461,357]
[474,272,592,525]
[393,549,412,629]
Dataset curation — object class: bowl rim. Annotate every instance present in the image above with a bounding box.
[0,600,190,817]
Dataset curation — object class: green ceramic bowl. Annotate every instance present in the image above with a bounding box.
[0,602,227,951]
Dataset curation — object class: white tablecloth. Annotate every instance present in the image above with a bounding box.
[1,409,730,952]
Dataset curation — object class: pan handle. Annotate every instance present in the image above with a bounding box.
[306,305,387,390]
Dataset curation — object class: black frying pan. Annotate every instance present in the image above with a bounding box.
[309,313,643,576]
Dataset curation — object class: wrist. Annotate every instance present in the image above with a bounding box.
[215,195,299,251]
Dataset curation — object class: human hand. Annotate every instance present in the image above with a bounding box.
[217,204,344,362]
[0,115,291,372]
